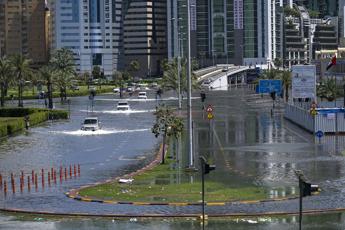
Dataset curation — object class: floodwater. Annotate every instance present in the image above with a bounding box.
[1,88,345,228]
[2,212,345,229]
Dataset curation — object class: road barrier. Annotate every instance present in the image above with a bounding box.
[0,164,81,197]
[284,103,345,134]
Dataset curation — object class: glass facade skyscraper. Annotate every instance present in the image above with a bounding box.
[123,0,167,77]
[50,0,122,76]
[168,0,285,67]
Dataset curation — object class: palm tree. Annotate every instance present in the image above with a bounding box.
[0,57,13,107]
[128,60,140,80]
[317,79,337,101]
[280,70,291,102]
[152,105,184,164]
[39,65,54,109]
[9,54,32,107]
[161,58,199,95]
[50,48,75,102]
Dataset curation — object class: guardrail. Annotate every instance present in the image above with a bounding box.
[285,104,314,132]
[284,104,345,134]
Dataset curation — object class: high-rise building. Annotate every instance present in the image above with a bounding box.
[123,0,167,77]
[0,0,49,65]
[167,0,287,68]
[295,0,338,17]
[339,0,345,39]
[50,0,122,76]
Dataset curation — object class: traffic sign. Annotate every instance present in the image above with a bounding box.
[315,130,324,138]
[206,105,213,113]
[207,113,214,120]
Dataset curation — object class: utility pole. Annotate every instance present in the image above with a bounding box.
[178,34,182,110]
[186,0,194,169]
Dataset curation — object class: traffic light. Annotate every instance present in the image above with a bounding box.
[200,92,206,102]
[295,170,320,197]
[204,163,216,174]
[301,181,320,197]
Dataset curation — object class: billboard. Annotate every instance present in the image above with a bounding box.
[291,65,316,99]
[257,79,282,95]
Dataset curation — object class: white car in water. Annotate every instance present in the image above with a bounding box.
[117,101,130,111]
[138,92,147,99]
[81,117,101,131]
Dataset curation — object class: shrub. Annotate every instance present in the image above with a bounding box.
[0,108,69,138]
[7,119,25,135]
[0,123,7,137]
[29,112,49,126]
[48,110,69,120]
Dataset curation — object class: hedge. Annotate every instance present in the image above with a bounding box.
[0,108,68,138]
[6,86,114,100]
[6,118,25,135]
[0,108,68,119]
[0,123,8,137]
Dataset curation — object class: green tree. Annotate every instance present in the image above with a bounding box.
[39,65,55,109]
[161,58,199,95]
[273,58,282,68]
[280,70,291,102]
[284,6,300,17]
[152,105,184,164]
[129,60,140,73]
[9,54,32,107]
[92,66,102,79]
[80,72,91,88]
[0,57,13,107]
[308,10,320,18]
[112,71,132,98]
[317,79,337,101]
[50,48,75,102]
[260,69,279,80]
[160,59,170,72]
[128,60,140,79]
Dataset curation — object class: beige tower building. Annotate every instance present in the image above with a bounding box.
[123,0,167,78]
[0,0,49,65]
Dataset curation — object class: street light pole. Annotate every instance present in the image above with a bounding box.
[177,32,182,110]
[186,0,194,169]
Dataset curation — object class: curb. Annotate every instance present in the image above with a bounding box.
[66,143,165,203]
[65,191,299,207]
[66,143,300,207]
[2,207,345,218]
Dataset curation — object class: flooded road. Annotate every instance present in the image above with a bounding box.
[2,88,345,228]
[0,91,161,210]
[2,212,345,229]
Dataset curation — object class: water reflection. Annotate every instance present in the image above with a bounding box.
[2,212,345,230]
[194,89,345,199]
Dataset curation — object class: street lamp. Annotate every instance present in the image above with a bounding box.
[172,17,183,110]
[186,0,194,169]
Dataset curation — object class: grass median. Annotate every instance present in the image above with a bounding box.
[79,158,267,203]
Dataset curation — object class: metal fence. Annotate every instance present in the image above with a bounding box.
[284,104,345,134]
[285,104,314,132]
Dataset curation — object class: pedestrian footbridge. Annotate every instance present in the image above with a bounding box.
[194,65,250,90]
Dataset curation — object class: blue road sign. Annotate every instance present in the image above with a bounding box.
[258,79,282,95]
[315,130,324,138]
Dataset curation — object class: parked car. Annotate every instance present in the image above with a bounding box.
[113,88,120,93]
